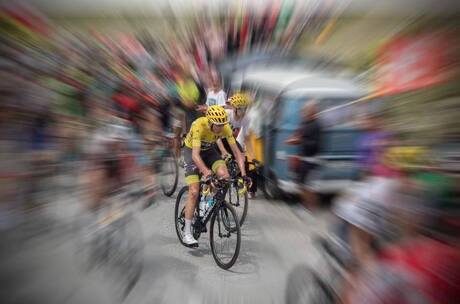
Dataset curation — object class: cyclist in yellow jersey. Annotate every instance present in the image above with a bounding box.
[182,105,248,247]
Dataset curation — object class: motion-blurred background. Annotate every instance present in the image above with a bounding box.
[1,0,459,303]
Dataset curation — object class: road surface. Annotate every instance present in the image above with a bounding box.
[0,177,331,304]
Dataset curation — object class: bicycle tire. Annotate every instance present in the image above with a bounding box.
[161,150,179,197]
[227,184,248,227]
[210,202,241,270]
[262,170,281,200]
[175,186,201,245]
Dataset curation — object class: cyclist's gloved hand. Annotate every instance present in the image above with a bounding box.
[242,175,252,188]
[236,177,247,195]
[203,169,213,183]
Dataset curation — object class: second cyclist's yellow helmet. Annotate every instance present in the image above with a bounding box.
[206,105,228,125]
[229,93,250,108]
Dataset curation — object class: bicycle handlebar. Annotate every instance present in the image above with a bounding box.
[203,174,245,188]
[202,174,250,197]
[247,159,261,167]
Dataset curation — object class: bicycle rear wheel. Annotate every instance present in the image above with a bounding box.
[160,149,178,197]
[226,183,248,227]
[175,186,201,246]
[210,202,241,269]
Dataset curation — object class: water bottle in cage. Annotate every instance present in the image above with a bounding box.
[199,196,206,217]
[206,197,214,209]
[199,183,211,217]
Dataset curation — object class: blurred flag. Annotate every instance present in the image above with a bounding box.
[375,31,456,95]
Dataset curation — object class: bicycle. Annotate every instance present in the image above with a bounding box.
[149,133,179,197]
[73,185,144,300]
[174,176,242,269]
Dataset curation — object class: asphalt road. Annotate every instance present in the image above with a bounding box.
[0,176,331,304]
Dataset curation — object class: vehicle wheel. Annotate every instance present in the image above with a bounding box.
[210,202,241,269]
[174,186,200,246]
[161,150,178,197]
[263,170,280,200]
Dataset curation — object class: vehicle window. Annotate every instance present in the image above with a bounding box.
[278,97,377,129]
[278,98,303,130]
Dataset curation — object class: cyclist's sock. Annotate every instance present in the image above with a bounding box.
[185,219,192,235]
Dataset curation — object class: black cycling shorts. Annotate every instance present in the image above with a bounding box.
[183,146,225,185]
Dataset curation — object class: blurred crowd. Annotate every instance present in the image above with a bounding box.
[309,112,460,303]
[1,2,459,303]
[0,1,316,227]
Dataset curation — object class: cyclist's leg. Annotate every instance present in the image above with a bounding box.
[183,148,199,220]
[209,147,230,179]
[183,147,200,246]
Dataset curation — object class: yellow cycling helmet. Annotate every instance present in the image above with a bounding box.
[229,93,251,108]
[206,105,228,125]
[383,146,429,170]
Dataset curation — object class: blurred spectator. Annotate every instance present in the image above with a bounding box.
[175,70,206,131]
[378,236,460,303]
[346,263,432,304]
[336,168,460,304]
[331,177,397,269]
[357,114,391,177]
[198,75,227,113]
[285,100,322,210]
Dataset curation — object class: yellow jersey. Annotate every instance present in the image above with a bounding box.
[184,117,235,150]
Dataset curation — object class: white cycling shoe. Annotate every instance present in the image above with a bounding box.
[183,233,199,248]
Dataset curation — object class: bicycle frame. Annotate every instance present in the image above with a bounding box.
[197,182,229,227]
[226,158,240,178]
[195,175,244,228]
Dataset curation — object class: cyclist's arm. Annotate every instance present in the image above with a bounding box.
[191,146,212,177]
[222,124,246,176]
[229,142,246,176]
[190,125,212,177]
[216,138,230,157]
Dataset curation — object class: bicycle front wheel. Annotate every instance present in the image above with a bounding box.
[160,149,178,197]
[210,202,241,269]
[226,183,248,227]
